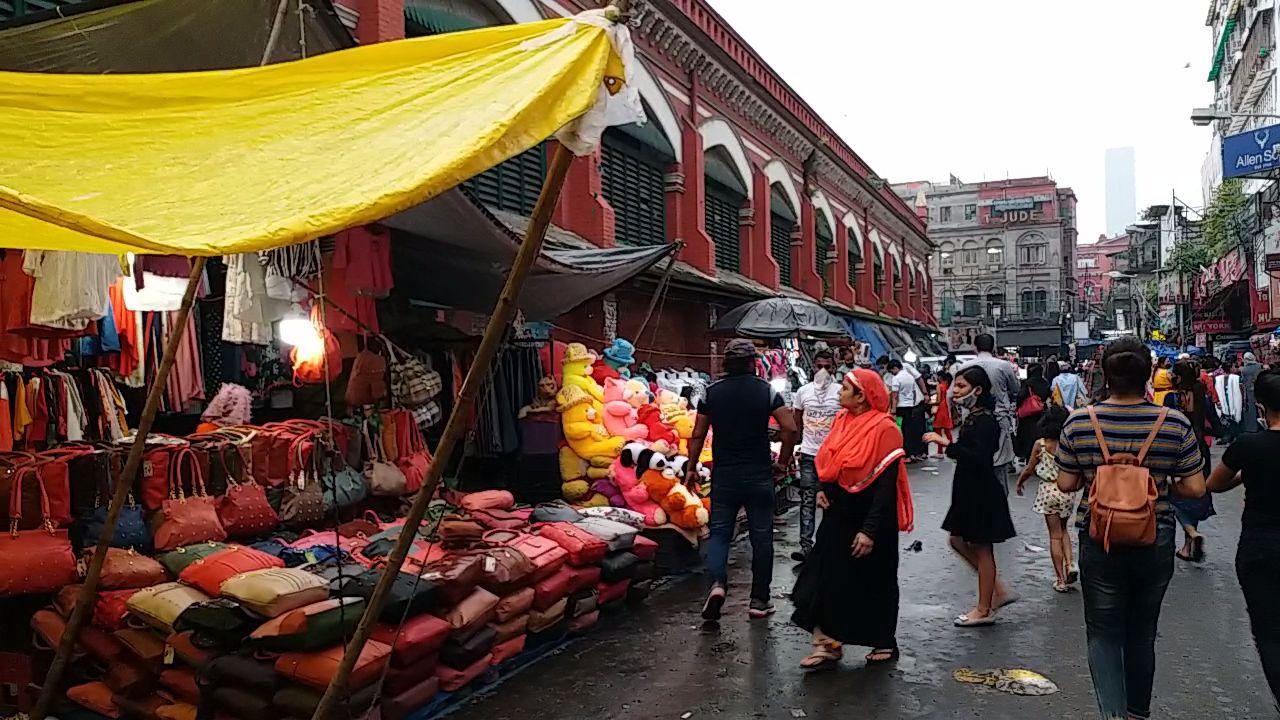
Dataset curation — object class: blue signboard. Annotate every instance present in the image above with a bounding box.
[1223,123,1280,179]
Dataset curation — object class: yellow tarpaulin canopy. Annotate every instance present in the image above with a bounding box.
[0,16,623,256]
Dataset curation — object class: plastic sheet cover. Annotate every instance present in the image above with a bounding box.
[0,16,625,255]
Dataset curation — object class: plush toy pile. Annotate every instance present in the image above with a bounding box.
[554,343,712,530]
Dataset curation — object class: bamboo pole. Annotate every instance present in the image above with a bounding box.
[636,242,680,340]
[308,141,576,720]
[31,258,208,720]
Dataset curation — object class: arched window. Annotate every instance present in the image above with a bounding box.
[1017,232,1048,266]
[962,290,980,318]
[772,184,797,286]
[601,104,675,247]
[1034,289,1049,317]
[961,239,979,266]
[1021,289,1034,316]
[941,288,957,323]
[872,245,884,297]
[939,242,955,270]
[815,213,834,297]
[704,147,748,273]
[985,238,1003,266]
[847,228,863,286]
[892,255,903,292]
[985,289,1004,318]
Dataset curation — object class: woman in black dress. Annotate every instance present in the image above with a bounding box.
[1014,363,1050,462]
[925,365,1016,627]
[792,368,913,669]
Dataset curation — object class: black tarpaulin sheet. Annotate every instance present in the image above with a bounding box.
[0,0,351,72]
[710,297,851,339]
[384,191,676,321]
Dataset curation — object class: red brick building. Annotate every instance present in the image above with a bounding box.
[342,0,937,367]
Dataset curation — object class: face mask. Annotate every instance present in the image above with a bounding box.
[956,392,978,410]
[814,368,832,388]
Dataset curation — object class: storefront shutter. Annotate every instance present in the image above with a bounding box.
[771,214,794,287]
[706,179,742,272]
[601,137,667,247]
[463,144,546,216]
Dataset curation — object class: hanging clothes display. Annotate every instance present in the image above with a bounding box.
[23,251,120,331]
[123,255,201,312]
[473,346,543,457]
[223,253,287,345]
[259,241,320,302]
[0,251,75,366]
[334,226,394,298]
[321,254,380,335]
[107,280,144,386]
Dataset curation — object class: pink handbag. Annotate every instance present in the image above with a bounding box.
[151,448,227,552]
[484,529,567,583]
[0,465,78,596]
[460,490,514,512]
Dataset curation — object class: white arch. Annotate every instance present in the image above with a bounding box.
[699,119,754,201]
[868,228,886,258]
[842,211,865,260]
[631,62,683,163]
[491,0,544,22]
[763,159,799,213]
[810,190,837,236]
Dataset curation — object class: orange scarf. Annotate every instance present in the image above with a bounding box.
[814,368,914,532]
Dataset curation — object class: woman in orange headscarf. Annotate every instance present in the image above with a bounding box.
[791,368,913,670]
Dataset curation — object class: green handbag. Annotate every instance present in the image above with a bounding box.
[158,542,228,577]
[247,597,367,652]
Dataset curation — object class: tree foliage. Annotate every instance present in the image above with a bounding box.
[1167,234,1212,275]
[1203,179,1247,257]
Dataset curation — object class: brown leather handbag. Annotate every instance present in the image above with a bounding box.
[439,514,484,548]
[275,639,392,691]
[0,464,78,596]
[67,682,121,718]
[216,444,278,538]
[475,546,534,596]
[495,587,535,622]
[99,547,167,589]
[280,437,327,528]
[418,554,483,606]
[113,627,167,666]
[441,587,499,636]
[151,448,227,551]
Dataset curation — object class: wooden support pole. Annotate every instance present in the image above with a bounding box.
[636,242,680,340]
[308,142,577,720]
[31,258,209,720]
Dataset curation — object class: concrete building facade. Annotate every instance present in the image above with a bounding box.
[1105,146,1137,235]
[896,175,1078,355]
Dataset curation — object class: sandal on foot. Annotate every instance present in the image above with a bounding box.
[865,648,899,663]
[800,643,842,670]
[954,612,997,627]
[1065,566,1079,585]
[1176,550,1194,562]
[1191,536,1206,562]
[1053,580,1071,593]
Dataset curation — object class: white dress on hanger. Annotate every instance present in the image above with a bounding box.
[23,251,119,329]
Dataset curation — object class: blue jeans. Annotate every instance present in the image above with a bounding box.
[705,477,775,603]
[797,454,819,554]
[1079,525,1175,719]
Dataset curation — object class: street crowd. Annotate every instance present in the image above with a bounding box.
[684,335,1279,720]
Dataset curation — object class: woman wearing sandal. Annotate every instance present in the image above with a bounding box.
[791,368,914,670]
[924,365,1017,627]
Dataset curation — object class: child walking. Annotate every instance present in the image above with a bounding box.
[932,371,955,456]
[1015,406,1078,592]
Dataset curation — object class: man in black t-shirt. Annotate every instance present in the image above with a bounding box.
[687,339,798,621]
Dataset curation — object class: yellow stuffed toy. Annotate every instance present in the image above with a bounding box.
[556,384,625,461]
[561,343,605,405]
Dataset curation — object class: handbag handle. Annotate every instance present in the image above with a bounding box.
[480,529,519,545]
[169,446,208,499]
[10,463,54,535]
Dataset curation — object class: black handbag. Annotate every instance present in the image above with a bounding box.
[204,655,280,696]
[272,682,378,720]
[345,569,439,622]
[174,599,263,649]
[439,625,496,670]
[210,685,275,720]
[599,551,639,583]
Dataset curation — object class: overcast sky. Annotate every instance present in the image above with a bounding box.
[704,0,1213,243]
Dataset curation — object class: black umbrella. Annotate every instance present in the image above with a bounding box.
[711,297,851,339]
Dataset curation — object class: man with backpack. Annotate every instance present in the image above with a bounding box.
[1054,336,1207,720]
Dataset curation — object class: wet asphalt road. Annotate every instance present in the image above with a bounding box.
[449,451,1275,719]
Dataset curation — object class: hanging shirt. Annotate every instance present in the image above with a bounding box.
[12,378,29,441]
[223,253,287,344]
[0,382,12,451]
[334,226,394,298]
[23,251,119,330]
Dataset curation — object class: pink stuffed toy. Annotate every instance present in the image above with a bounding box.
[602,378,648,441]
[613,443,667,526]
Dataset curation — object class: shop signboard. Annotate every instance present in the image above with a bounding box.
[946,323,990,352]
[1192,319,1231,333]
[1196,332,1207,347]
[983,196,1050,226]
[1194,247,1247,301]
[1222,123,1280,179]
[1267,253,1280,272]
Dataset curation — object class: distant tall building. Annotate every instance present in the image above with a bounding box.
[1105,147,1137,235]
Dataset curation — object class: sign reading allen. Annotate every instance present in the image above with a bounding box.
[1223,123,1280,179]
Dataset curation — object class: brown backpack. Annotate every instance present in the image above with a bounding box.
[1086,406,1166,552]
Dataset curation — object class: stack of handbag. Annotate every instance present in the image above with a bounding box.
[385,341,445,435]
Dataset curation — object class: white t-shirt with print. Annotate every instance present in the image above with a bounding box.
[792,381,842,456]
[889,368,921,408]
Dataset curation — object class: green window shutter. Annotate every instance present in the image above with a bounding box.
[601,137,667,247]
[815,220,833,298]
[771,214,794,287]
[705,179,742,273]
[463,144,546,216]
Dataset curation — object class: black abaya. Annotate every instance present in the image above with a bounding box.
[791,464,899,649]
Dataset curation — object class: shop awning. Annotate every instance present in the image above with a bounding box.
[384,190,677,320]
[849,319,895,361]
[0,10,630,256]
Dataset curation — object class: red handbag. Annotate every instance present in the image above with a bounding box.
[99,547,167,589]
[92,589,138,631]
[139,444,179,511]
[534,522,606,566]
[596,578,631,605]
[393,411,432,494]
[471,508,525,531]
[370,613,451,666]
[151,448,227,552]
[631,535,657,562]
[436,654,491,692]
[275,639,392,691]
[31,447,87,526]
[564,564,601,594]
[487,529,568,581]
[494,587,535,622]
[178,545,285,596]
[0,465,78,596]
[531,567,574,612]
[489,635,525,665]
[216,445,278,538]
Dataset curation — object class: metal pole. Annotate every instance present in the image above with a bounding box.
[308,143,576,720]
[32,258,208,720]
[260,0,292,66]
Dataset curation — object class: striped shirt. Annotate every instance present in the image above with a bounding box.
[1055,401,1202,529]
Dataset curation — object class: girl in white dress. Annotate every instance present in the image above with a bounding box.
[1015,406,1078,592]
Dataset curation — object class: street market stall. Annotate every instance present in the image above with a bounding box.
[0,5,690,720]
